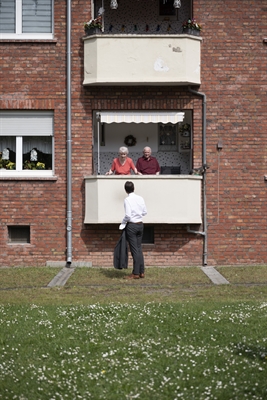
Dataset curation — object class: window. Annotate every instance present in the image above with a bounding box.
[142,226,154,244]
[159,0,178,20]
[158,122,178,151]
[0,0,53,39]
[0,111,54,176]
[8,226,30,244]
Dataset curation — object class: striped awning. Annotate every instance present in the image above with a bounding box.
[98,111,184,124]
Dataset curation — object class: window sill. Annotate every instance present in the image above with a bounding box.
[0,39,57,43]
[8,243,32,246]
[0,176,58,181]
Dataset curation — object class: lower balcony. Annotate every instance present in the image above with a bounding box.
[84,175,202,224]
[83,34,201,86]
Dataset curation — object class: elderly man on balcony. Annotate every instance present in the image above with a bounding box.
[136,146,160,175]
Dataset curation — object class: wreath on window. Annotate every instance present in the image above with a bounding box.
[124,135,137,147]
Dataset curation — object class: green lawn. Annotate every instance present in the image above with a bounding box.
[217,265,267,284]
[0,266,267,399]
[1,266,267,305]
[0,301,266,399]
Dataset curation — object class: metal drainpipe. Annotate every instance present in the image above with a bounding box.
[66,0,72,265]
[188,86,207,266]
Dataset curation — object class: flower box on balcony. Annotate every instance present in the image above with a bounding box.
[182,18,202,36]
[183,28,200,36]
[84,14,103,36]
[85,27,102,36]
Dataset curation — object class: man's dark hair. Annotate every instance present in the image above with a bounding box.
[124,181,134,194]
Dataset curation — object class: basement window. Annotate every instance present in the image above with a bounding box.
[8,226,30,244]
[142,225,154,244]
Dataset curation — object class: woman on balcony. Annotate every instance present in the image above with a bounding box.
[106,147,137,175]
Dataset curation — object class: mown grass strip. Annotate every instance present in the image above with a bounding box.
[0,267,62,289]
[217,265,267,284]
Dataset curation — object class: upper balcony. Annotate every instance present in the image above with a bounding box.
[83,34,201,86]
[83,0,202,86]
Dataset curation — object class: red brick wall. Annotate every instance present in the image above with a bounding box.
[0,0,266,267]
[71,86,204,267]
[194,0,267,265]
[0,2,68,267]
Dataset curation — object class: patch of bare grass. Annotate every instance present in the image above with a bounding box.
[1,282,267,306]
[66,266,211,286]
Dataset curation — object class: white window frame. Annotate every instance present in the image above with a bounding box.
[0,0,54,40]
[0,111,54,177]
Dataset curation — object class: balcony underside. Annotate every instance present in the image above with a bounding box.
[84,175,202,224]
[83,34,201,86]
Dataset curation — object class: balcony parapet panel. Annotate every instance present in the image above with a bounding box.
[84,175,202,224]
[83,34,201,86]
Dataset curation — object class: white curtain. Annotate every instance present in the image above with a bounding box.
[0,137,16,152]
[23,136,52,154]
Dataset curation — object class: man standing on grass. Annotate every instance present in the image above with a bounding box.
[119,181,147,280]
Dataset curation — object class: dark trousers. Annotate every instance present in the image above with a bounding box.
[125,222,144,275]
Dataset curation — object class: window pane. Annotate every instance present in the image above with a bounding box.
[142,226,154,244]
[22,0,52,33]
[23,136,52,170]
[0,137,16,170]
[0,0,15,33]
[8,226,30,244]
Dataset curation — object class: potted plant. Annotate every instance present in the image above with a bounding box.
[182,18,202,36]
[5,161,16,170]
[23,160,45,170]
[84,15,103,36]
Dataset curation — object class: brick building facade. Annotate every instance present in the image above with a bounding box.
[0,0,266,267]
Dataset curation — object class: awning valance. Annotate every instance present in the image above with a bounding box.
[97,111,184,124]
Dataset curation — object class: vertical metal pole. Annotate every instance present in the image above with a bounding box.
[66,0,72,264]
[97,113,101,175]
[102,0,104,31]
[188,87,207,266]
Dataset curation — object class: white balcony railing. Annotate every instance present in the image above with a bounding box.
[83,34,201,86]
[84,175,202,224]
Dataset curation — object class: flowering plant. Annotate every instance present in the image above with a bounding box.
[84,15,102,31]
[36,162,45,169]
[5,161,16,170]
[182,18,202,31]
[23,160,45,170]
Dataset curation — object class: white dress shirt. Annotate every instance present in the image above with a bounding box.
[119,192,147,229]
